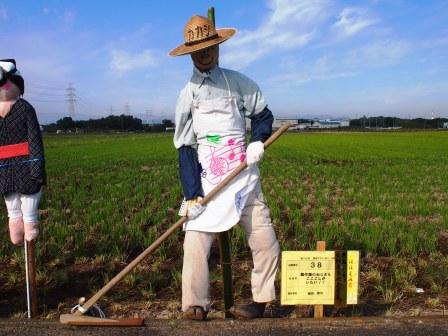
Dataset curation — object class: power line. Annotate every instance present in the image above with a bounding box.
[27,98,67,103]
[27,83,67,92]
[27,86,67,93]
[26,90,67,98]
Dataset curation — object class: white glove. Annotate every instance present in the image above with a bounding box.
[179,197,206,220]
[246,141,264,166]
[187,200,205,219]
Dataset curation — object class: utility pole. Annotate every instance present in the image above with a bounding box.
[122,103,131,131]
[124,103,131,115]
[66,83,76,120]
[145,108,152,125]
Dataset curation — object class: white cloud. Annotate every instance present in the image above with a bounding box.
[109,49,159,74]
[421,35,448,49]
[270,38,411,87]
[269,55,357,86]
[0,7,8,20]
[60,10,76,31]
[4,31,73,84]
[332,7,377,39]
[313,55,358,80]
[221,1,382,70]
[270,70,356,86]
[346,39,411,67]
[343,83,448,117]
[222,0,331,69]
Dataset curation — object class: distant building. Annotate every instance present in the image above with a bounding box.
[294,121,313,130]
[246,117,298,130]
[273,118,298,129]
[444,122,448,129]
[246,117,350,130]
[310,119,350,129]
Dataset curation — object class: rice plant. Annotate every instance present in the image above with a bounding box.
[1,131,447,316]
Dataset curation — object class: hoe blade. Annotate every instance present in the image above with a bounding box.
[60,314,144,326]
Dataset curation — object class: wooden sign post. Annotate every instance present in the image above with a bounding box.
[314,241,325,318]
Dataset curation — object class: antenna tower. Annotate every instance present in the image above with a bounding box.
[66,83,77,119]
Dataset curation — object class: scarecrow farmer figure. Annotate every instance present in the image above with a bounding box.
[170,15,280,320]
[0,59,46,245]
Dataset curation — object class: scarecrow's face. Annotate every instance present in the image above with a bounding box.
[0,79,20,101]
[191,45,219,72]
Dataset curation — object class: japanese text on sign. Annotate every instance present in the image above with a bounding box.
[281,251,335,305]
[346,251,359,304]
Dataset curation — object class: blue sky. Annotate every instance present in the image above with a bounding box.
[1,0,447,123]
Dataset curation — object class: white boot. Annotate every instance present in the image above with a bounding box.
[24,222,39,242]
[8,217,24,245]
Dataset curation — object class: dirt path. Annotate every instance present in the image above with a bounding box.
[1,316,448,336]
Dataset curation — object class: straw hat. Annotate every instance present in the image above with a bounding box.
[169,15,236,56]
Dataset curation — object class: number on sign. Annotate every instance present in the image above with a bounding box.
[310,262,323,268]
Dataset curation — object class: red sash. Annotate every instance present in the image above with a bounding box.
[0,142,30,159]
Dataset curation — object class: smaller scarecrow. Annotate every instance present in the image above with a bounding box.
[0,59,45,316]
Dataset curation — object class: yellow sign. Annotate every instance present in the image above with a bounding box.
[346,251,359,304]
[281,251,336,305]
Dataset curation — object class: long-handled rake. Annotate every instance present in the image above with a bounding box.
[60,124,290,326]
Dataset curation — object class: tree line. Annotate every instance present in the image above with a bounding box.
[349,116,448,129]
[43,115,174,133]
[42,115,448,133]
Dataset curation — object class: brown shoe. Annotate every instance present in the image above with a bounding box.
[263,302,294,318]
[232,302,293,319]
[231,302,266,319]
[183,306,207,321]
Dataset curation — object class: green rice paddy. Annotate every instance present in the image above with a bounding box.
[1,131,447,316]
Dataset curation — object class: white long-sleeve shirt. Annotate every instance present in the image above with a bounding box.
[173,65,267,149]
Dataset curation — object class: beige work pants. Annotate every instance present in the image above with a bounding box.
[182,185,280,312]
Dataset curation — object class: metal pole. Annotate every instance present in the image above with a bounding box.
[24,241,31,319]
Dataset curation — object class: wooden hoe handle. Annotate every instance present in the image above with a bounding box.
[73,124,291,316]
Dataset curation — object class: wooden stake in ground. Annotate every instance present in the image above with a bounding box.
[24,240,38,318]
[314,241,326,318]
[207,5,234,319]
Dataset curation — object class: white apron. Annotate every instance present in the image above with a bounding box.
[184,68,259,232]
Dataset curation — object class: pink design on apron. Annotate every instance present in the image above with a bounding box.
[202,138,246,185]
